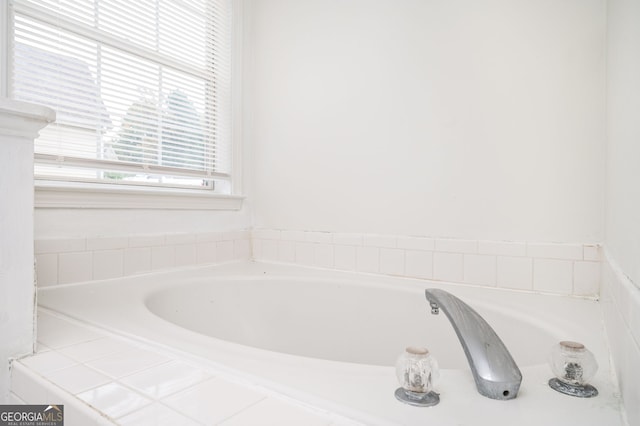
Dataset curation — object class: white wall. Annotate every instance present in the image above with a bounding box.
[248,0,606,243]
[35,208,252,239]
[605,0,640,286]
[603,0,640,424]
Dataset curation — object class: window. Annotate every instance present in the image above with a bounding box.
[8,0,233,194]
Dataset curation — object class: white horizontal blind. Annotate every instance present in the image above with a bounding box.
[10,0,232,191]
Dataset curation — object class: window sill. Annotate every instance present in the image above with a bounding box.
[34,181,244,210]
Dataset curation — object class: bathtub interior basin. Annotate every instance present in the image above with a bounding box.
[145,277,558,369]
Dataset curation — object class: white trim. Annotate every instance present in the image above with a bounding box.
[0,98,56,138]
[35,181,244,210]
[0,0,8,97]
[230,0,244,195]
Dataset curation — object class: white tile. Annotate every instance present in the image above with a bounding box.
[123,247,152,275]
[61,397,123,426]
[165,233,197,245]
[281,230,306,242]
[197,232,223,243]
[217,241,235,263]
[464,254,496,286]
[8,392,26,404]
[85,349,170,378]
[93,249,124,280]
[252,229,281,240]
[36,253,58,287]
[221,231,238,241]
[629,287,640,350]
[35,238,86,254]
[234,239,252,260]
[10,363,48,403]
[332,233,363,246]
[196,242,217,264]
[151,246,176,270]
[120,361,211,399]
[615,272,633,328]
[533,259,573,294]
[19,351,77,375]
[252,240,262,259]
[43,364,111,394]
[77,382,152,419]
[277,240,296,263]
[380,249,405,276]
[433,252,463,282]
[573,261,601,296]
[435,238,477,254]
[397,236,435,251]
[405,250,433,279]
[616,329,640,426]
[305,231,332,243]
[118,402,201,426]
[363,234,396,248]
[219,397,330,426]
[259,239,278,261]
[58,251,93,284]
[295,242,315,266]
[497,256,533,290]
[314,244,334,268]
[231,229,251,241]
[174,244,197,267]
[356,246,379,273]
[35,342,51,353]
[334,245,357,271]
[477,240,526,257]
[37,313,102,349]
[128,235,164,248]
[58,337,138,363]
[222,230,246,241]
[162,377,266,425]
[583,244,601,261]
[86,236,128,251]
[526,243,583,260]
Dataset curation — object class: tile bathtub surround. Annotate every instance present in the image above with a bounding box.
[11,311,357,426]
[252,230,602,297]
[601,252,640,426]
[35,230,252,286]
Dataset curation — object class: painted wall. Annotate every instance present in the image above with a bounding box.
[602,0,640,424]
[248,0,606,243]
[34,208,252,239]
[605,0,640,287]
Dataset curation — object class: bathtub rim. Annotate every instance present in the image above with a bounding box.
[36,261,621,426]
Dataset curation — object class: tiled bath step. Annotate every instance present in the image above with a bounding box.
[10,310,360,426]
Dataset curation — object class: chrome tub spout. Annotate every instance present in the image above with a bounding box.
[424,289,522,400]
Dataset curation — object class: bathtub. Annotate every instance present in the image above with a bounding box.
[38,262,623,425]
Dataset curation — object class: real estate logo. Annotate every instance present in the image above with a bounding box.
[0,405,63,426]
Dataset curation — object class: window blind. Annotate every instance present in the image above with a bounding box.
[10,0,232,191]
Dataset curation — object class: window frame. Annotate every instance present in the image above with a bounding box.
[1,0,244,210]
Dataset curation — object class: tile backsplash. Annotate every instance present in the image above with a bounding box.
[601,252,640,426]
[35,228,601,298]
[35,230,252,286]
[253,229,601,297]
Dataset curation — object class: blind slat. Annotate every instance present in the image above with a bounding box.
[11,0,232,191]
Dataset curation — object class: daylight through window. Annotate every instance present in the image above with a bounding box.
[10,0,232,192]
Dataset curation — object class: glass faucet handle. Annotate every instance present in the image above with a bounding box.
[394,347,440,407]
[548,341,599,398]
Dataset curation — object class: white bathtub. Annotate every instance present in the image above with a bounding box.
[39,262,623,425]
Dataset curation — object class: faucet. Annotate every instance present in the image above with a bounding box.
[424,288,522,400]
